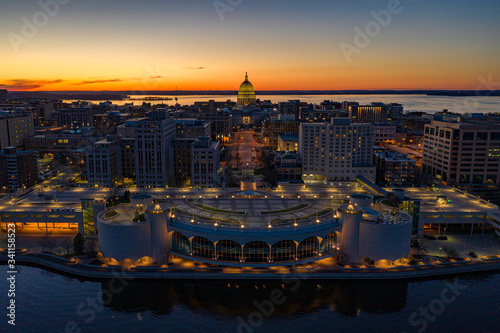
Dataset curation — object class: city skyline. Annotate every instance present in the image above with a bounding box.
[1,0,500,91]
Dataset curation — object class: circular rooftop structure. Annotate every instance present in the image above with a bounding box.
[131,194,153,200]
[131,194,154,210]
[350,194,374,208]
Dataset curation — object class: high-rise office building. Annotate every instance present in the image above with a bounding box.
[374,151,416,186]
[175,111,232,141]
[175,119,211,139]
[349,104,387,124]
[56,108,96,128]
[86,137,122,188]
[373,125,396,145]
[135,111,176,188]
[0,147,39,191]
[191,137,220,188]
[0,111,35,149]
[172,139,195,187]
[299,118,375,182]
[423,120,500,203]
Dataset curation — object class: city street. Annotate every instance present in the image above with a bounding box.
[223,128,264,170]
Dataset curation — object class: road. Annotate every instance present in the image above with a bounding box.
[224,129,264,170]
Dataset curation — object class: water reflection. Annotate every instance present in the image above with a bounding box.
[101,280,408,317]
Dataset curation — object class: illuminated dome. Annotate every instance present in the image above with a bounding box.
[237,72,256,107]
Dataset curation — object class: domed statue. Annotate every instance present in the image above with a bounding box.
[237,72,256,107]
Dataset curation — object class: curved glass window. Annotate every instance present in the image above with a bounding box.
[297,237,319,259]
[271,240,296,262]
[192,236,215,259]
[216,240,242,262]
[320,232,337,255]
[243,241,270,262]
[172,231,190,255]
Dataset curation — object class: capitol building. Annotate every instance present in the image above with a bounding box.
[232,72,270,126]
[237,72,257,107]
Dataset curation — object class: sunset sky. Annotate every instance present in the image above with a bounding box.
[1,0,499,91]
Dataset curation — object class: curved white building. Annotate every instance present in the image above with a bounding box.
[96,194,412,267]
[97,219,152,262]
[350,194,373,208]
[145,204,170,262]
[359,211,412,262]
[337,199,412,264]
[131,194,154,210]
[337,204,364,262]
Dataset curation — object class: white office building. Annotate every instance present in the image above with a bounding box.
[299,118,375,182]
[135,111,176,188]
[191,137,220,188]
[86,138,122,188]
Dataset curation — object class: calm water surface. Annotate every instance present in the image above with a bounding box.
[1,266,499,333]
[65,94,500,114]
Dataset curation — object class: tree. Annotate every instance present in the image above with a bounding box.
[123,190,131,201]
[441,246,459,260]
[46,237,56,253]
[60,238,73,255]
[38,237,48,252]
[386,192,400,207]
[415,239,428,256]
[73,233,85,255]
[85,238,97,255]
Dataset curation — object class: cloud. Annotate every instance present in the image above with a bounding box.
[75,79,124,85]
[149,75,163,79]
[0,79,64,90]
[183,66,205,70]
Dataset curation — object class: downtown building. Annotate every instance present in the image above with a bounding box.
[117,119,145,181]
[175,119,211,139]
[56,107,97,128]
[0,111,35,149]
[261,114,300,145]
[175,110,231,142]
[299,118,375,183]
[191,137,220,188]
[349,104,388,124]
[135,111,176,188]
[0,147,39,192]
[422,120,500,203]
[374,151,416,186]
[86,137,122,188]
[373,125,396,145]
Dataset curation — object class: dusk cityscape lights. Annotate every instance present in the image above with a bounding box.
[1,1,500,333]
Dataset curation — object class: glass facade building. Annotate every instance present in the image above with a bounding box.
[171,230,338,264]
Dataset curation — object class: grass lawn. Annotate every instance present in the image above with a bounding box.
[106,196,130,208]
[381,199,399,207]
[104,210,118,219]
[192,203,245,215]
[261,203,310,215]
[133,213,146,223]
[270,208,334,226]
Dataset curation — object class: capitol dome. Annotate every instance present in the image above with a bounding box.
[237,72,256,107]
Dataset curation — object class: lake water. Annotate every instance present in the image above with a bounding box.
[65,94,500,114]
[1,266,499,333]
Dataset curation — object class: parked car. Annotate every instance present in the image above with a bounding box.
[469,251,478,258]
[437,235,448,240]
[427,235,437,240]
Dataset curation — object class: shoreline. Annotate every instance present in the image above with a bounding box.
[2,252,500,281]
